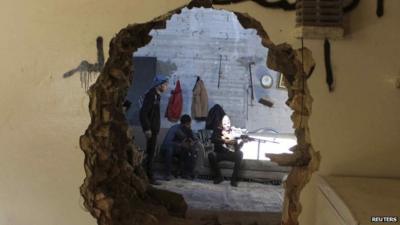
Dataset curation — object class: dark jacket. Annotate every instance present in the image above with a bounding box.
[174,125,196,143]
[161,124,181,147]
[211,127,229,153]
[139,88,161,133]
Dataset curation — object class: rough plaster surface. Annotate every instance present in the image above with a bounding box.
[79,1,318,225]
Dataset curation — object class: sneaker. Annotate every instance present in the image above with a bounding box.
[213,176,224,184]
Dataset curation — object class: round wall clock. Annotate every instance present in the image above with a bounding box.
[260,74,273,88]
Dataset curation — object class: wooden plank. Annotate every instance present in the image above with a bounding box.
[297,17,343,22]
[297,12,343,17]
[296,17,342,22]
[297,8,342,14]
[296,22,343,27]
[296,21,342,27]
[296,0,343,29]
[297,15,342,20]
[297,8,342,13]
[297,14,343,19]
[298,4,342,7]
[296,1,342,8]
[296,17,342,23]
[293,26,344,40]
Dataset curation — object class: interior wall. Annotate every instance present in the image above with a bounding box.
[132,7,293,132]
[0,1,399,225]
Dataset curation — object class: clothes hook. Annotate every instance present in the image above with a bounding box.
[172,75,176,85]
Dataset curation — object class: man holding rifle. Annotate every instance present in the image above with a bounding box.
[208,115,246,187]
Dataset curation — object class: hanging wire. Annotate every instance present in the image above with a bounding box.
[300,37,305,128]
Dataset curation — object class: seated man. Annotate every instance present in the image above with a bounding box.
[208,115,243,187]
[160,114,197,180]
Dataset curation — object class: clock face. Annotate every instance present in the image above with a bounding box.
[260,74,273,88]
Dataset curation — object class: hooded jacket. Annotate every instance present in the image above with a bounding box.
[205,104,226,130]
[165,80,183,122]
[191,79,208,121]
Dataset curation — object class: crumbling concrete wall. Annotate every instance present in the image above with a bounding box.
[79,1,318,225]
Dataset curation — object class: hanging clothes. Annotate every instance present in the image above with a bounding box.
[191,78,209,121]
[165,80,183,122]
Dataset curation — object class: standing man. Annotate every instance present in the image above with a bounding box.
[140,75,169,185]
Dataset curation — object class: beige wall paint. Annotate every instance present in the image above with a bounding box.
[0,1,399,225]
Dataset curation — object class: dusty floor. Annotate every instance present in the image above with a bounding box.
[156,178,284,212]
[186,209,282,225]
[156,178,283,225]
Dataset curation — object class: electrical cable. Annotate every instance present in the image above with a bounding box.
[324,39,334,92]
[377,0,384,17]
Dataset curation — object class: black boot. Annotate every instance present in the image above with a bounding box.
[214,175,224,184]
[208,152,223,184]
[230,179,238,187]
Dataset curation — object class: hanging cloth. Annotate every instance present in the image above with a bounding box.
[192,78,209,121]
[165,80,183,122]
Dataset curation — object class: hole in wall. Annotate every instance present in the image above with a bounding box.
[79,1,320,225]
[125,6,294,219]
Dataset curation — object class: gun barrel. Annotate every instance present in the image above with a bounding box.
[246,136,279,144]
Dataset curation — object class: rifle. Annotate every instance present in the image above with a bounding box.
[237,135,279,144]
[235,135,280,160]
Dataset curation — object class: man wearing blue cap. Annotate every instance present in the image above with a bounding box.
[139,75,169,185]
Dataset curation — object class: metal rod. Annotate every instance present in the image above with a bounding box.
[217,54,222,88]
[246,88,249,120]
[248,62,255,105]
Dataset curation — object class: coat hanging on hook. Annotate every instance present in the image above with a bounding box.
[165,80,183,122]
[193,75,200,91]
[192,78,208,121]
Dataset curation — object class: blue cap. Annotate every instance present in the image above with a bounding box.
[152,75,169,88]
